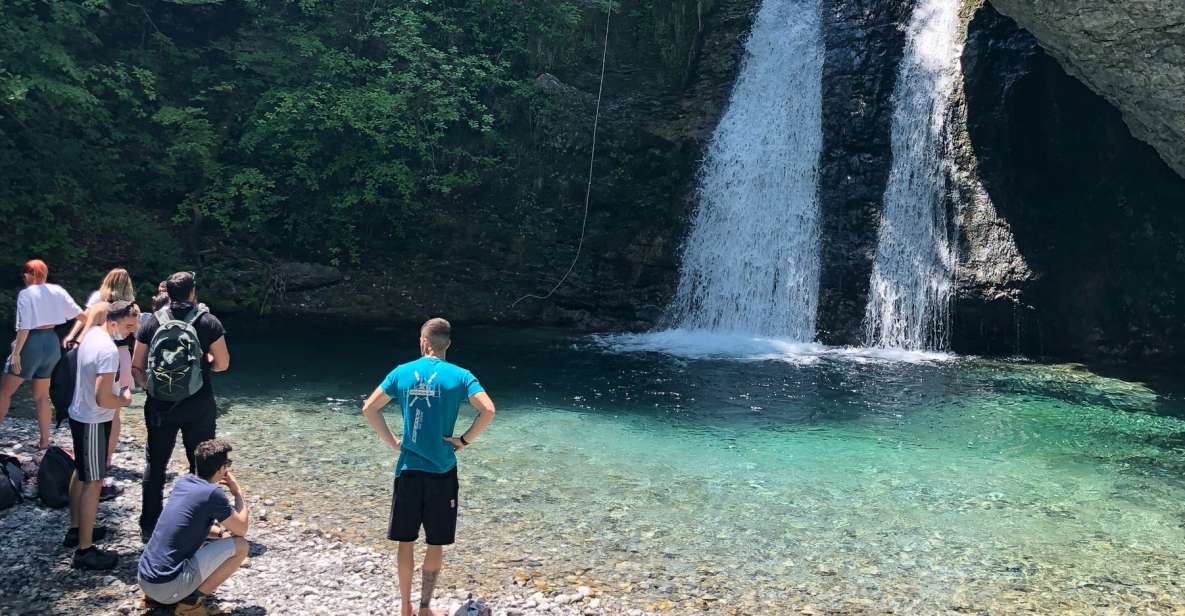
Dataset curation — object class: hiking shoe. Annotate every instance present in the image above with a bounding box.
[71,546,118,570]
[63,525,109,548]
[174,593,210,616]
[99,478,121,501]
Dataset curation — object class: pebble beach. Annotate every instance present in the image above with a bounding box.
[0,414,647,616]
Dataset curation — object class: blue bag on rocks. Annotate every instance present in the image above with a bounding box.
[37,446,74,508]
[0,453,24,510]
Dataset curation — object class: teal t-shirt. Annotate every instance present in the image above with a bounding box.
[381,356,484,476]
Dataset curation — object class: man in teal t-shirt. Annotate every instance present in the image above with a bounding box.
[361,318,496,616]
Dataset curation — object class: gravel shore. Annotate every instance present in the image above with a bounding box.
[0,416,649,616]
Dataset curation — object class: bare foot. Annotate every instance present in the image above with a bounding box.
[34,440,49,450]
[401,603,415,616]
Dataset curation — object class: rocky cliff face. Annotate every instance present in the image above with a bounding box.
[987,0,1185,179]
[506,0,763,329]
[811,0,1185,361]
[953,4,1185,361]
[816,0,914,345]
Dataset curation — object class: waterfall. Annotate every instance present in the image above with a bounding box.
[665,0,824,340]
[863,0,963,350]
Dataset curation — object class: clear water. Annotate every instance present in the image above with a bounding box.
[864,0,963,351]
[210,325,1185,613]
[666,0,824,339]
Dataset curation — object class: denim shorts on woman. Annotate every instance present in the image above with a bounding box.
[4,329,60,379]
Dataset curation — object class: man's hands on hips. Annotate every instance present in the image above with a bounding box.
[444,436,466,452]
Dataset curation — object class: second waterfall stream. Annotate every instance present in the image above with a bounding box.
[863,0,965,351]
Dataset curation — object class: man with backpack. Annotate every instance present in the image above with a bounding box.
[67,300,139,569]
[132,272,230,541]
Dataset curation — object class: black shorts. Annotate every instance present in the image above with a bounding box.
[387,467,459,545]
[69,418,112,482]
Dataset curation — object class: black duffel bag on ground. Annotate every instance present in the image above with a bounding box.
[37,446,74,508]
[0,453,25,510]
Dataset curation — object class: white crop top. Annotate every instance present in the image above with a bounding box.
[14,284,83,331]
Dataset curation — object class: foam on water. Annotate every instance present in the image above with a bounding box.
[594,329,826,363]
[595,329,956,364]
[826,344,957,364]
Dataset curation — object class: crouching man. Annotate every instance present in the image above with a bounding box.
[138,439,250,616]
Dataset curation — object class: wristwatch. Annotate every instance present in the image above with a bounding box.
[459,435,469,446]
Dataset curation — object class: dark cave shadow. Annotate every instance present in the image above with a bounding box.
[959,5,1185,362]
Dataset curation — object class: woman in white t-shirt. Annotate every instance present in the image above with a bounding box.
[62,268,136,492]
[65,268,135,356]
[0,260,83,449]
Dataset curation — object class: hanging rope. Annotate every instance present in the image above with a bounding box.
[510,2,612,308]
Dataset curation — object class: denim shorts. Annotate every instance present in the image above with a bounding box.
[4,329,60,379]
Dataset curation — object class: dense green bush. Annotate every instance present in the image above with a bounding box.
[0,0,592,299]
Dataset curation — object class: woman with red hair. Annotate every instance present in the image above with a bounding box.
[1,260,83,448]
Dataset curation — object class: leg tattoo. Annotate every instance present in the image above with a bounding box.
[420,569,440,609]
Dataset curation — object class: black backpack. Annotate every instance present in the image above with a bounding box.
[50,346,79,428]
[37,446,74,508]
[0,453,24,510]
[146,305,207,402]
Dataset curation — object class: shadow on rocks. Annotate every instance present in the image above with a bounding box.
[145,604,269,616]
[143,601,266,616]
[247,540,268,558]
[110,465,144,482]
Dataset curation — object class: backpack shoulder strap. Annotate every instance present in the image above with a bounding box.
[183,304,208,325]
[154,307,175,325]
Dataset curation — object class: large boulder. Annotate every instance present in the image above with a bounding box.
[988,0,1185,178]
[953,4,1185,360]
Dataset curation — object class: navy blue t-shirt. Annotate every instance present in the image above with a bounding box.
[138,474,234,584]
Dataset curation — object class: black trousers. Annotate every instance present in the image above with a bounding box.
[139,394,217,536]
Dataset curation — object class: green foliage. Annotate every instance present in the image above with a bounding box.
[0,0,590,281]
